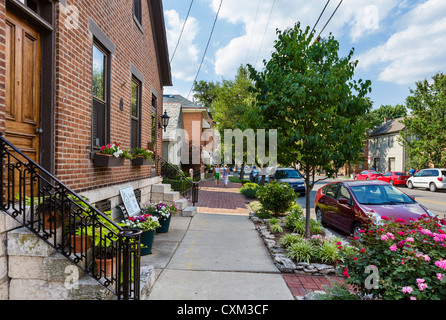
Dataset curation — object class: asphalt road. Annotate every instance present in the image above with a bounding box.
[295,176,446,219]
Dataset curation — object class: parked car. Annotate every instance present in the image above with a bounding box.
[268,167,305,195]
[254,169,271,184]
[377,171,411,186]
[314,180,435,236]
[407,168,446,192]
[354,170,382,180]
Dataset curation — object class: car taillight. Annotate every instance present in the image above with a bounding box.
[438,177,443,182]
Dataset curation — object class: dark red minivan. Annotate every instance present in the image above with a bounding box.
[314,180,434,235]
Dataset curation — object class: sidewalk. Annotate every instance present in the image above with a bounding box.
[142,178,344,300]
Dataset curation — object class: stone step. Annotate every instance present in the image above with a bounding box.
[175,198,188,211]
[163,191,180,202]
[181,206,197,217]
[151,184,171,194]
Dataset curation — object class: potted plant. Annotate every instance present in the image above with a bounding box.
[142,202,178,233]
[131,147,155,166]
[19,194,64,230]
[94,142,133,167]
[121,214,160,255]
[87,211,121,278]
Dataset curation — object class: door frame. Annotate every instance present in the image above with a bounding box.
[5,0,56,174]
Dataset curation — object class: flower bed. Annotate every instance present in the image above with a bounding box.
[341,214,446,300]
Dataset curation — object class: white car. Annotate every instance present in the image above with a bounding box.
[407,168,446,192]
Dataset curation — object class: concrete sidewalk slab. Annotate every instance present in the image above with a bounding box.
[147,213,294,300]
[149,269,293,300]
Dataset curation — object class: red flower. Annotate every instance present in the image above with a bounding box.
[343,267,349,278]
[360,248,365,253]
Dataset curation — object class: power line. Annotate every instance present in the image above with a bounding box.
[188,0,223,99]
[170,0,194,63]
[255,0,276,68]
[245,0,261,64]
[317,0,343,39]
[311,0,330,36]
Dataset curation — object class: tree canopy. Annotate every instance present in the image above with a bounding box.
[248,22,372,237]
[399,72,446,168]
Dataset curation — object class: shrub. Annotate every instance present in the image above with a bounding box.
[287,240,315,263]
[280,233,305,248]
[310,280,359,300]
[256,182,296,216]
[239,183,259,199]
[340,214,446,300]
[270,224,283,233]
[284,204,304,229]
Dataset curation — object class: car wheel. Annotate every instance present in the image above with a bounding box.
[315,207,327,227]
[429,182,438,192]
[389,179,394,185]
[366,177,369,180]
[351,222,362,237]
[407,181,413,189]
[354,176,358,180]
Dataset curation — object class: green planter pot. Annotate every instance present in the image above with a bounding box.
[156,215,171,233]
[140,230,156,255]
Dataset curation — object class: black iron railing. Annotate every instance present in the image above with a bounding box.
[156,154,199,205]
[0,135,142,300]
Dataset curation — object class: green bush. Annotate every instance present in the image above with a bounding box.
[256,182,296,216]
[279,233,306,248]
[287,240,315,263]
[284,205,304,229]
[239,183,259,199]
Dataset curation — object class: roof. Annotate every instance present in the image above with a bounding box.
[369,117,405,137]
[163,94,209,118]
[162,102,183,141]
[148,0,172,86]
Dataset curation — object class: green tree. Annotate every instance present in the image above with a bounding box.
[193,65,258,179]
[248,23,372,238]
[366,104,407,130]
[399,72,446,168]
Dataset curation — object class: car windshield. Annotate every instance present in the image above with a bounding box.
[370,171,380,174]
[276,170,302,179]
[350,184,416,205]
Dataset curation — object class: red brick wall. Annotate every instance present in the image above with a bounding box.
[54,0,164,192]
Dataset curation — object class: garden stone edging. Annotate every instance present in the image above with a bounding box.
[250,214,339,276]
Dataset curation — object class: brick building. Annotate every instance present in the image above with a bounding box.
[1,0,171,205]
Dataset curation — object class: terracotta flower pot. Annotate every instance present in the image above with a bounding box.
[95,256,117,278]
[43,211,62,229]
[71,234,92,253]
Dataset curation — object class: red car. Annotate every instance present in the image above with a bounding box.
[354,170,382,180]
[314,180,434,236]
[377,171,411,186]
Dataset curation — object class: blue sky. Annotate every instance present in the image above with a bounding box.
[162,0,446,110]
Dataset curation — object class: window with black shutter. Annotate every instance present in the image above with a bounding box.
[151,95,157,146]
[92,42,110,149]
[133,0,142,25]
[130,78,142,149]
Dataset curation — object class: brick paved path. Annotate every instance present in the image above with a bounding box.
[194,178,347,299]
[194,179,253,215]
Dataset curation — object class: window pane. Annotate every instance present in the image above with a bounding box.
[151,96,157,144]
[131,80,138,118]
[92,45,105,100]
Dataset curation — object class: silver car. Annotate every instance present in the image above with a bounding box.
[407,168,446,192]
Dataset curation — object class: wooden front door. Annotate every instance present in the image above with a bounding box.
[5,10,41,164]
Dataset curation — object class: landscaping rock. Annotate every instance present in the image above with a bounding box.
[273,254,296,273]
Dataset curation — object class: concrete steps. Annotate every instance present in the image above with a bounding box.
[151,183,197,217]
[6,227,155,300]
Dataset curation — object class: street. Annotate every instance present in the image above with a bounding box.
[292,176,446,237]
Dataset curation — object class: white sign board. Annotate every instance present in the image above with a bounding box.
[119,186,141,217]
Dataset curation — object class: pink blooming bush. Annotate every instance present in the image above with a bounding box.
[340,215,446,300]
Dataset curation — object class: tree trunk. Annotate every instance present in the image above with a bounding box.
[239,162,245,181]
[304,165,312,239]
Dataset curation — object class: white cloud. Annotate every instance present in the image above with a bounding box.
[208,0,400,77]
[356,0,446,85]
[164,9,200,82]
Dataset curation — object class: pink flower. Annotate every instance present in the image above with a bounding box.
[435,259,446,270]
[381,234,389,241]
[437,273,444,281]
[398,231,405,236]
[402,286,413,294]
[389,245,398,251]
[416,278,425,284]
[410,296,417,300]
[387,232,395,240]
[405,237,414,242]
[418,283,428,291]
